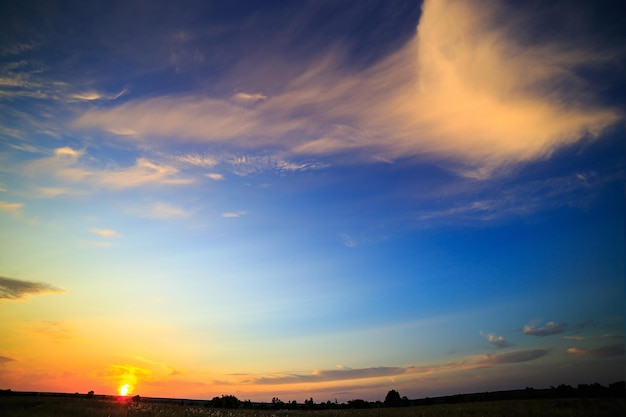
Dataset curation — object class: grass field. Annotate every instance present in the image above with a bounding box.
[1,396,624,417]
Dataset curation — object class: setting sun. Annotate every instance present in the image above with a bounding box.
[119,384,131,396]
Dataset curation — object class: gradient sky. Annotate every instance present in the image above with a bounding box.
[0,0,624,403]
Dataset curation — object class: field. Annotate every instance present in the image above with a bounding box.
[1,396,624,417]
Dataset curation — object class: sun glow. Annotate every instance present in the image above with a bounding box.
[119,384,131,396]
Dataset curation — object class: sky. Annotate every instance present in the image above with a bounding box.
[0,0,624,403]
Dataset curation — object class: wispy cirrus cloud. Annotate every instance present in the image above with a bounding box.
[414,167,624,225]
[524,322,567,337]
[22,147,194,190]
[73,0,621,176]
[0,276,65,301]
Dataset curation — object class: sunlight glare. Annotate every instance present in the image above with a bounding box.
[119,384,131,396]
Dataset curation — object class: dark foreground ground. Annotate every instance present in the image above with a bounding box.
[1,396,625,417]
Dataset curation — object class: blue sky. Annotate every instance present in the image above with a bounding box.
[0,0,624,402]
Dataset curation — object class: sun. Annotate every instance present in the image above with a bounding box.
[118,384,131,396]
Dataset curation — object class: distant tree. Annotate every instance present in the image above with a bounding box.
[209,394,241,409]
[347,399,371,409]
[384,389,402,406]
[271,397,284,409]
[304,397,315,409]
[86,390,94,398]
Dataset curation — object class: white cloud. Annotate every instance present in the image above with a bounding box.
[176,153,218,167]
[73,0,620,176]
[147,202,191,219]
[340,233,357,248]
[222,211,246,218]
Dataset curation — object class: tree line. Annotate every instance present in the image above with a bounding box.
[2,381,623,409]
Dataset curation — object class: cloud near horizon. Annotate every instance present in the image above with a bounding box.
[73,0,621,177]
[241,349,548,385]
[0,276,65,301]
[567,343,624,357]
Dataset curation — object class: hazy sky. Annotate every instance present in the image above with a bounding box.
[0,0,624,402]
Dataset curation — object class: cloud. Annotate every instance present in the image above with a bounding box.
[340,233,358,248]
[567,343,624,357]
[481,331,512,348]
[524,322,567,337]
[249,366,407,385]
[413,167,624,225]
[241,348,548,386]
[70,91,102,101]
[0,355,16,365]
[206,173,224,181]
[70,89,126,101]
[231,92,267,104]
[0,201,23,213]
[475,349,548,365]
[91,158,195,189]
[222,211,246,218]
[176,153,218,167]
[54,147,83,158]
[0,276,65,301]
[23,147,194,189]
[568,343,624,357]
[564,336,586,341]
[73,0,621,176]
[146,202,191,219]
[35,187,79,197]
[88,228,117,238]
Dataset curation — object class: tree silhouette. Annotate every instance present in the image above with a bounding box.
[384,389,403,407]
